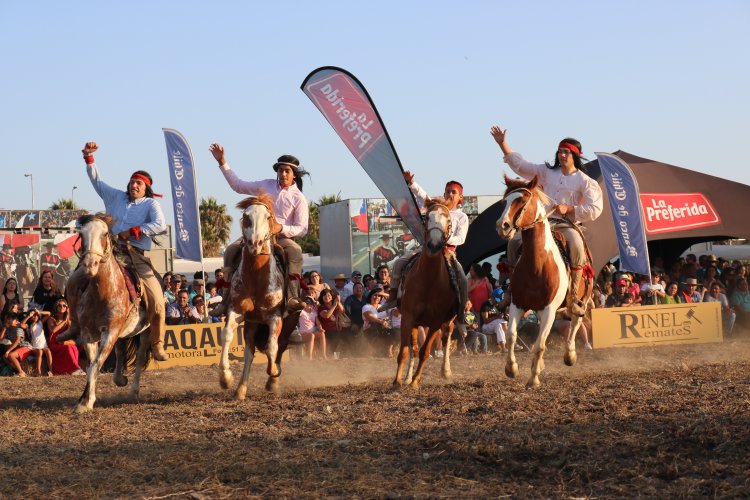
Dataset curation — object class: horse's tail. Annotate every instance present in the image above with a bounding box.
[123,335,151,371]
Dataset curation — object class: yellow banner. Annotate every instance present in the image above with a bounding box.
[149,322,287,370]
[591,302,723,348]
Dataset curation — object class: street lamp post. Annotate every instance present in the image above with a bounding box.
[72,186,78,204]
[24,173,34,210]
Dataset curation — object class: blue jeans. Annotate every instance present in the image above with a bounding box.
[466,330,489,353]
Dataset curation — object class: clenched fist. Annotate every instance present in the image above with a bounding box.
[82,142,98,155]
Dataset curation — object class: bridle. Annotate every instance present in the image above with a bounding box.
[75,220,113,263]
[424,203,453,247]
[242,201,275,255]
[505,188,550,232]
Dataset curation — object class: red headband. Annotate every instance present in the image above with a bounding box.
[130,174,163,197]
[558,141,581,156]
[445,182,463,196]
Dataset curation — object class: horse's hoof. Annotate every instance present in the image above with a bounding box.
[75,404,92,414]
[564,351,577,366]
[235,385,247,400]
[408,382,420,391]
[219,371,233,390]
[505,363,518,378]
[265,378,280,393]
[113,375,128,387]
[441,370,452,380]
[525,377,541,389]
[391,381,403,392]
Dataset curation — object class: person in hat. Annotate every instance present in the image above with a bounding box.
[604,279,636,307]
[679,278,702,303]
[40,242,61,276]
[343,270,362,299]
[372,234,396,270]
[491,125,603,316]
[332,273,350,301]
[383,172,469,315]
[209,144,309,309]
[62,142,169,360]
[188,279,209,303]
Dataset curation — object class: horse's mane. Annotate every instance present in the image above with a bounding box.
[425,197,451,211]
[77,213,114,229]
[503,176,554,207]
[237,192,275,216]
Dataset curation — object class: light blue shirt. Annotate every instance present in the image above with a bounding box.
[87,163,167,251]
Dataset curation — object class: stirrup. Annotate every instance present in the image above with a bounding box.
[151,341,169,362]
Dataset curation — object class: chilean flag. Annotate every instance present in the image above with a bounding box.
[350,199,369,233]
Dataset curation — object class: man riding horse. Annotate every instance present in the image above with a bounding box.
[490,125,603,315]
[384,173,469,316]
[62,142,169,361]
[209,144,309,310]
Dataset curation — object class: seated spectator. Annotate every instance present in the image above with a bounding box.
[161,272,173,292]
[46,298,83,375]
[605,279,636,307]
[343,270,362,299]
[298,296,327,360]
[462,300,488,355]
[166,290,201,325]
[165,276,180,304]
[679,278,703,303]
[482,262,497,289]
[206,283,224,316]
[660,282,681,304]
[332,274,351,301]
[1,310,33,377]
[20,308,52,376]
[304,271,329,302]
[188,279,210,303]
[362,288,390,338]
[362,274,376,292]
[469,263,493,314]
[704,281,735,336]
[730,278,750,332]
[192,295,220,323]
[318,289,345,332]
[640,273,666,305]
[30,269,62,312]
[0,277,24,314]
[344,282,366,331]
[480,300,508,352]
[376,264,391,288]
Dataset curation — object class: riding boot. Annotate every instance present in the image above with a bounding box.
[151,334,169,362]
[567,268,586,316]
[286,276,304,312]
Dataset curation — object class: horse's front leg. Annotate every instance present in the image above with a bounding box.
[393,319,415,389]
[77,330,118,412]
[441,322,454,380]
[264,315,282,393]
[236,322,257,401]
[129,331,153,400]
[527,306,556,388]
[564,315,583,366]
[219,309,242,390]
[410,326,440,390]
[505,305,523,379]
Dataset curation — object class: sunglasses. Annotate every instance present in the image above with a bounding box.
[57,304,68,309]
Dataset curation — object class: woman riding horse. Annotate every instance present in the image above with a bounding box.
[61,142,169,361]
[491,125,603,315]
[210,144,309,309]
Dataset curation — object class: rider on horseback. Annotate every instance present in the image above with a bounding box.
[384,173,469,316]
[63,142,169,361]
[490,125,603,316]
[209,144,309,310]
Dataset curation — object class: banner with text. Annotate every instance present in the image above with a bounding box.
[596,153,650,276]
[149,322,288,370]
[301,66,425,245]
[592,302,722,349]
[163,128,203,262]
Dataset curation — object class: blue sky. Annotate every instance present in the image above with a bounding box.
[1,1,748,240]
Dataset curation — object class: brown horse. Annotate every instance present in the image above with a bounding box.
[496,176,592,387]
[70,214,151,411]
[218,194,300,399]
[393,199,459,389]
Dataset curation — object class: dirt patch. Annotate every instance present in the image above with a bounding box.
[2,339,750,498]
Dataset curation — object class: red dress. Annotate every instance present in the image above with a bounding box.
[318,303,340,332]
[48,321,81,375]
[469,277,491,313]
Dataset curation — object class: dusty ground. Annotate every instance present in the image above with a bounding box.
[2,338,750,498]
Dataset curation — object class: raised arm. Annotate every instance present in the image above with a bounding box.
[210,143,265,195]
[490,125,546,181]
[82,142,120,203]
[404,171,429,205]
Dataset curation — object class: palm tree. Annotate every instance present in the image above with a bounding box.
[50,198,77,210]
[200,197,233,257]
[298,192,342,255]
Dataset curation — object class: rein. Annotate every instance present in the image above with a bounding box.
[75,228,114,263]
[425,204,453,247]
[506,188,556,232]
[242,201,276,255]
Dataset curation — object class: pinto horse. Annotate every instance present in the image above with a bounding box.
[219,194,300,399]
[72,214,151,411]
[393,199,460,389]
[497,176,591,388]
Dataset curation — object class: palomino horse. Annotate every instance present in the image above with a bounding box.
[497,176,592,387]
[219,194,300,399]
[393,199,460,389]
[71,214,151,412]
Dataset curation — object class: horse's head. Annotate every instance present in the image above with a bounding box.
[76,214,113,277]
[497,176,550,239]
[237,193,281,256]
[424,198,452,255]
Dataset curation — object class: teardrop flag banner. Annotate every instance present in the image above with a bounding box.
[596,152,651,277]
[301,66,425,244]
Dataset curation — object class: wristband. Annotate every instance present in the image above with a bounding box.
[129,226,142,240]
[84,154,95,165]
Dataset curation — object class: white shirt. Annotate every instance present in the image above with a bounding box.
[362,304,387,330]
[409,181,469,247]
[503,152,603,223]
